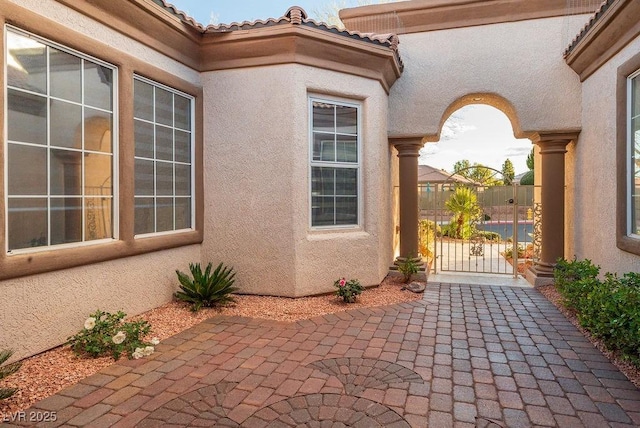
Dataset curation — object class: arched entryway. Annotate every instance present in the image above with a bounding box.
[390,94,579,285]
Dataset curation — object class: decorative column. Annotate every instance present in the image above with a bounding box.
[527,131,579,285]
[390,136,424,264]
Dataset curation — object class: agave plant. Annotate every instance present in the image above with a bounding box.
[0,349,22,400]
[175,262,238,312]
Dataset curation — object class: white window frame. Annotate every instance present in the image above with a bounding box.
[133,75,195,238]
[308,95,362,230]
[4,25,119,254]
[628,69,640,239]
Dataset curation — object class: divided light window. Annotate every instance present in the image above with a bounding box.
[629,70,640,237]
[310,98,360,227]
[133,76,194,235]
[5,27,116,252]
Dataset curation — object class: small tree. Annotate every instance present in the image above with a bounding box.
[502,158,515,185]
[520,148,535,185]
[445,187,481,239]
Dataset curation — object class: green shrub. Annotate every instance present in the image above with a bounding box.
[554,258,600,310]
[67,310,154,360]
[474,231,501,242]
[520,170,534,185]
[397,257,419,283]
[503,244,524,259]
[554,259,640,364]
[0,349,21,400]
[175,262,238,312]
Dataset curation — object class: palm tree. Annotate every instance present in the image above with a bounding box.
[445,187,481,239]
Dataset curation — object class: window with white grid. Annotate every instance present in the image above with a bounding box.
[133,76,194,235]
[5,27,116,252]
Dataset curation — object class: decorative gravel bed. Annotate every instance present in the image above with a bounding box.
[0,275,421,418]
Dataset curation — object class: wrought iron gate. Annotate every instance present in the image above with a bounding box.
[419,182,540,277]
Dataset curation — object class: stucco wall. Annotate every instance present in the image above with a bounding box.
[0,247,199,360]
[389,15,589,138]
[1,1,202,360]
[202,65,393,297]
[568,35,640,275]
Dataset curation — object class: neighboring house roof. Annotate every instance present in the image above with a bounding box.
[418,165,477,184]
[564,0,613,56]
[513,171,527,184]
[154,1,402,61]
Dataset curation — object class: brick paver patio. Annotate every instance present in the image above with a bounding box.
[3,280,640,427]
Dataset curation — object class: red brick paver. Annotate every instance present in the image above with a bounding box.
[3,281,640,427]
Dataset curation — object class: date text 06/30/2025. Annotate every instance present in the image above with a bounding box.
[2,411,57,423]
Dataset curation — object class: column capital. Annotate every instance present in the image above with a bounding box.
[531,130,580,154]
[389,135,424,157]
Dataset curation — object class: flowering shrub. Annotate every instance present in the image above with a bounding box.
[68,310,158,360]
[334,278,363,303]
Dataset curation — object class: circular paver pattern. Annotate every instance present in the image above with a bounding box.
[307,358,424,394]
[243,393,411,427]
[138,382,240,427]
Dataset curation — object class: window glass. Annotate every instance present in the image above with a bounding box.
[310,98,360,227]
[50,48,81,103]
[134,76,194,235]
[6,31,46,94]
[631,74,640,236]
[5,27,116,251]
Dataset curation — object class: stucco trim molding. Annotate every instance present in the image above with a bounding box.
[616,49,640,256]
[54,0,202,69]
[201,25,403,94]
[340,0,598,35]
[566,0,640,81]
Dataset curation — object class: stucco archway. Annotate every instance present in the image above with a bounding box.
[390,93,579,285]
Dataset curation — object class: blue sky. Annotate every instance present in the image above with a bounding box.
[168,0,342,25]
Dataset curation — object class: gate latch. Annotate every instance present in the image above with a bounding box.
[506,198,515,204]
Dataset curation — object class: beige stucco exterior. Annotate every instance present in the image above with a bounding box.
[202,64,393,297]
[567,35,640,275]
[388,15,589,139]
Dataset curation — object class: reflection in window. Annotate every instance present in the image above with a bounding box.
[5,27,115,251]
[630,71,640,236]
[310,99,360,227]
[133,76,193,235]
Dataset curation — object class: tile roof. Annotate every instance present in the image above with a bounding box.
[154,2,401,57]
[564,0,615,56]
[418,164,478,185]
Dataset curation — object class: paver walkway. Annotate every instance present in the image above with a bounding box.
[3,280,640,427]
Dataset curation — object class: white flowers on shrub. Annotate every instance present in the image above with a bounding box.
[150,337,160,345]
[112,331,126,345]
[84,317,96,330]
[132,346,155,360]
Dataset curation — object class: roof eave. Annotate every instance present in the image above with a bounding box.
[201,23,403,93]
[565,0,640,81]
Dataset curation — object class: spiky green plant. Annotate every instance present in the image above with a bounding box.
[175,262,238,312]
[445,186,482,239]
[397,256,419,283]
[0,349,22,400]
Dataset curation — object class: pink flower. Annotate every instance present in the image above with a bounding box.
[339,278,346,287]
